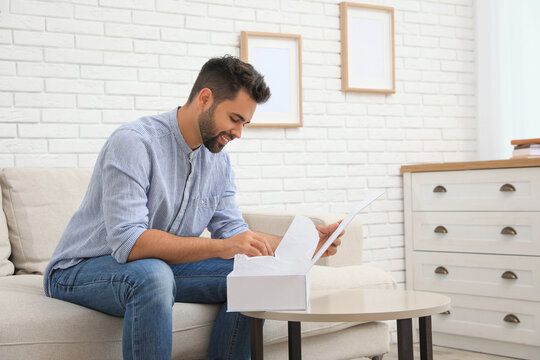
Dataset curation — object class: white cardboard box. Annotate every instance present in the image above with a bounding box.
[226,190,384,312]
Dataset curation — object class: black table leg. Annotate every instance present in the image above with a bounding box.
[397,318,414,360]
[250,317,264,360]
[288,321,302,360]
[419,316,433,360]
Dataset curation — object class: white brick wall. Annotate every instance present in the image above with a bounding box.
[0,0,476,321]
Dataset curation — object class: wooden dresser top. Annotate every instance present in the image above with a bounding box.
[400,158,540,173]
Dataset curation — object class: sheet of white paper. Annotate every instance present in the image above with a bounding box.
[309,190,385,267]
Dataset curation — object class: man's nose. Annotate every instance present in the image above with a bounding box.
[231,123,242,139]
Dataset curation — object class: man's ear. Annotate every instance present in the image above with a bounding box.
[197,88,213,110]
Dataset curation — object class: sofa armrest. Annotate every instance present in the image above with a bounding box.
[241,211,363,267]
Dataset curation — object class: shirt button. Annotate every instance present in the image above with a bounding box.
[200,200,205,205]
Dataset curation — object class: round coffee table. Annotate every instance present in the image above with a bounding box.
[243,288,451,360]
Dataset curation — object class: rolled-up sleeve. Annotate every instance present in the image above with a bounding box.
[207,163,248,239]
[101,130,151,263]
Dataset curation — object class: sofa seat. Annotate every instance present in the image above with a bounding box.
[0,263,394,360]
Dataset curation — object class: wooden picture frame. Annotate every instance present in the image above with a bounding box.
[240,31,303,127]
[340,2,395,93]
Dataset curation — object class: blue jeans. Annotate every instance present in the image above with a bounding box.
[50,255,250,360]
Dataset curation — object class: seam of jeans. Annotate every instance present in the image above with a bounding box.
[173,274,228,279]
[226,312,240,360]
[53,278,137,289]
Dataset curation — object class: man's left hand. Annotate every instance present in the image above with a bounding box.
[313,221,344,258]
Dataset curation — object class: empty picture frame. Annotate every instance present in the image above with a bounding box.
[340,2,395,93]
[240,31,302,127]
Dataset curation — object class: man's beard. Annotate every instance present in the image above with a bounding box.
[198,104,229,153]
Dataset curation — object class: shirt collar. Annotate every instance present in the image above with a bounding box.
[170,107,201,160]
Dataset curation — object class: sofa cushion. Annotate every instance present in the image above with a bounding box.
[0,168,92,274]
[0,181,14,276]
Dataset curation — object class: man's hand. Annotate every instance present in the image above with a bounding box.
[219,230,274,259]
[313,221,344,258]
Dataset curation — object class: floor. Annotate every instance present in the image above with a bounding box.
[383,344,516,360]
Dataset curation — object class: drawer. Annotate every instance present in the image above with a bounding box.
[412,252,540,301]
[412,212,540,255]
[411,167,540,211]
[431,293,540,347]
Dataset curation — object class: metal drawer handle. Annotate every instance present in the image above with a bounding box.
[433,185,447,193]
[441,310,451,315]
[501,227,517,236]
[504,314,520,324]
[434,226,448,234]
[499,184,516,192]
[435,266,449,275]
[501,271,518,280]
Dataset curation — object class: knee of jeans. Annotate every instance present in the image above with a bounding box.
[130,259,176,304]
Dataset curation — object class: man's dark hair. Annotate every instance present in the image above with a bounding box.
[187,55,271,105]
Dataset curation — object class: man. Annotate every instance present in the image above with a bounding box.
[44,55,342,360]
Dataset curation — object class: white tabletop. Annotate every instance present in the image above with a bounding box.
[243,289,451,322]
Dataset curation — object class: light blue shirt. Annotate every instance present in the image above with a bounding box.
[44,108,248,296]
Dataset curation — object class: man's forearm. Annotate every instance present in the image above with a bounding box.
[127,229,225,264]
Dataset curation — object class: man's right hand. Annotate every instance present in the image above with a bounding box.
[219,230,274,259]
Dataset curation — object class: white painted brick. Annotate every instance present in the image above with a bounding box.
[403,11,439,25]
[14,30,74,48]
[49,139,105,153]
[18,62,79,79]
[106,81,160,96]
[0,45,43,61]
[76,35,132,52]
[210,33,240,47]
[135,96,180,111]
[18,124,78,138]
[0,61,15,75]
[236,0,278,10]
[234,21,281,34]
[208,5,255,20]
[102,110,149,124]
[135,40,187,55]
[327,177,367,190]
[236,192,262,206]
[11,0,73,18]
[261,191,304,205]
[307,165,347,177]
[226,140,260,153]
[261,140,305,152]
[347,140,386,152]
[156,0,207,16]
[347,164,387,177]
[0,139,47,153]
[238,153,283,165]
[161,28,211,45]
[0,29,10,44]
[79,124,119,138]
[281,1,324,14]
[423,94,457,105]
[16,154,78,167]
[262,165,305,178]
[238,179,282,192]
[132,10,185,27]
[233,166,262,179]
[104,52,159,68]
[443,152,476,163]
[0,108,39,123]
[47,18,103,35]
[99,0,153,10]
[368,152,407,164]
[306,140,346,152]
[284,153,326,165]
[368,128,406,140]
[45,48,103,64]
[326,152,367,165]
[187,43,237,58]
[285,128,327,139]
[403,82,439,94]
[328,128,368,140]
[0,155,14,167]
[406,152,444,164]
[161,83,191,97]
[78,95,133,109]
[442,128,476,140]
[0,124,16,137]
[81,65,137,80]
[0,13,45,31]
[256,10,300,24]
[386,140,423,152]
[185,17,234,32]
[139,68,191,83]
[106,23,160,40]
[15,93,76,108]
[0,93,13,106]
[440,15,474,28]
[284,178,326,191]
[75,5,131,23]
[78,154,99,168]
[439,83,475,95]
[0,76,42,92]
[440,38,474,50]
[43,109,101,123]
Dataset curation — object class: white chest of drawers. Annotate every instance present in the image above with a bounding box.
[402,159,540,360]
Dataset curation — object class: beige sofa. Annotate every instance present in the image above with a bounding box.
[0,167,396,360]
